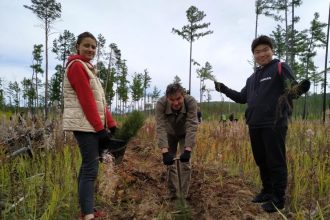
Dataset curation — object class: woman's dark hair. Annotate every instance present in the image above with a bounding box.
[166,83,186,96]
[251,35,274,53]
[77,32,97,45]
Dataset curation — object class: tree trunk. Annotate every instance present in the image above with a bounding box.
[285,0,289,63]
[323,3,330,123]
[115,82,118,114]
[35,64,38,109]
[31,67,35,114]
[144,89,146,112]
[302,57,310,120]
[254,2,259,70]
[45,19,49,119]
[61,52,65,113]
[303,35,315,120]
[189,36,193,94]
[290,0,295,68]
[105,48,113,105]
[200,78,202,103]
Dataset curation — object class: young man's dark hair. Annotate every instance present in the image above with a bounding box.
[251,35,274,53]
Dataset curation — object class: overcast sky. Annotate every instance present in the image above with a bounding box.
[0,0,329,102]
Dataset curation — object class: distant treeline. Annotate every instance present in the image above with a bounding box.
[1,93,329,122]
[199,93,330,121]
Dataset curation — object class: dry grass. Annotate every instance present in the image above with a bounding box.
[0,113,329,219]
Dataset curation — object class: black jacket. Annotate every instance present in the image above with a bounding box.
[220,59,296,128]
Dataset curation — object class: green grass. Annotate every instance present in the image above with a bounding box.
[0,146,81,219]
[194,119,330,219]
[0,114,329,219]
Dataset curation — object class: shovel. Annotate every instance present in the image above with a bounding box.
[172,157,189,216]
[173,157,183,199]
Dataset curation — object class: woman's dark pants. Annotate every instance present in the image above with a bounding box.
[74,131,99,216]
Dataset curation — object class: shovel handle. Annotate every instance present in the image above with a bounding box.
[174,158,183,198]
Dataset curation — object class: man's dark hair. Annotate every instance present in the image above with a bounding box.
[251,35,274,53]
[166,83,185,96]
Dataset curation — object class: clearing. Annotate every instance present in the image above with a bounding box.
[96,139,282,220]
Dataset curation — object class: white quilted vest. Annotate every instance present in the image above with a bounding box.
[63,59,106,132]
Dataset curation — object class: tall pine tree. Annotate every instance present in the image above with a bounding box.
[172,5,213,93]
[24,0,61,119]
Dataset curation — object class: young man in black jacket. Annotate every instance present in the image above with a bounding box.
[214,35,310,213]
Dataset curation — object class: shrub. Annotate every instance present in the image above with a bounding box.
[113,111,145,141]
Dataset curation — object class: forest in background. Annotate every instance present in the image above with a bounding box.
[0,0,329,122]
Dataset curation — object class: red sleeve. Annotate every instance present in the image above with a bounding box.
[67,61,104,132]
[106,108,117,128]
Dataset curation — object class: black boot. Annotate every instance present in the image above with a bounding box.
[261,196,285,213]
[251,190,272,203]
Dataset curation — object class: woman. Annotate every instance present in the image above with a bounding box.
[63,31,116,220]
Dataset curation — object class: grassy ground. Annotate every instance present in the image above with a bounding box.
[0,115,329,219]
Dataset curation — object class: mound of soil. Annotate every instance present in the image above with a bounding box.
[97,139,281,220]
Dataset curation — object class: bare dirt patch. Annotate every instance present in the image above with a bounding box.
[97,139,282,220]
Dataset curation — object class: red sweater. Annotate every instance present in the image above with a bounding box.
[66,55,116,132]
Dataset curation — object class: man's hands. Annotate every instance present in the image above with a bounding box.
[161,147,192,165]
[162,152,174,165]
[180,150,191,162]
[214,81,224,92]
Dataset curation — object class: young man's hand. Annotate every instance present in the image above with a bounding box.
[214,81,224,92]
[297,79,310,94]
[288,79,310,99]
[162,152,174,165]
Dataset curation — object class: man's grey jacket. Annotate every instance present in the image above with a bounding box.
[155,95,198,149]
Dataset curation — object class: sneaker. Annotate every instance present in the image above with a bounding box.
[93,208,106,218]
[261,197,285,213]
[251,191,272,203]
[78,214,95,220]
